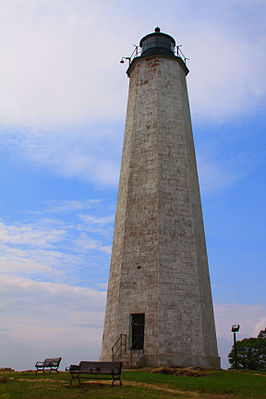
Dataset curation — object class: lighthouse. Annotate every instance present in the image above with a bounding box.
[101,28,220,368]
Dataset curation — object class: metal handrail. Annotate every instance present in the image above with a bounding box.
[112,334,127,361]
[120,44,189,67]
[175,45,189,64]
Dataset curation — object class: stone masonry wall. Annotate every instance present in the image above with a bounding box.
[101,54,220,368]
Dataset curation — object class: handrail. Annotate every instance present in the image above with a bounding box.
[175,45,189,64]
[112,335,122,352]
[120,44,189,67]
[112,334,127,361]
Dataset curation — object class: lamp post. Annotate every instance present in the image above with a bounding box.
[231,324,240,369]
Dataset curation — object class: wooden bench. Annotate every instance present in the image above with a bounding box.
[68,361,123,386]
[35,357,62,375]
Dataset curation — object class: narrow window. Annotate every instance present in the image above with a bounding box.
[131,313,145,350]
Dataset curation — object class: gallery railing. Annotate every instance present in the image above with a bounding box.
[120,45,189,67]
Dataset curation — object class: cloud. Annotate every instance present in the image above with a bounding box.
[78,214,115,225]
[0,0,265,129]
[186,26,266,123]
[0,275,106,370]
[0,249,55,275]
[0,0,128,129]
[0,220,66,248]
[198,159,239,195]
[0,200,114,283]
[0,1,264,189]
[74,232,111,254]
[0,128,122,186]
[39,200,100,215]
[197,155,250,195]
[0,198,113,370]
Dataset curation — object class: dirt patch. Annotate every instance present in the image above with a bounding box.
[123,381,233,398]
[0,368,14,372]
[0,377,8,383]
[151,367,206,377]
[124,380,199,396]
[152,367,177,375]
[252,373,266,377]
[80,381,111,389]
[66,381,114,391]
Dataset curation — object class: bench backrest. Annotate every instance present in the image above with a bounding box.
[79,361,122,372]
[43,357,62,367]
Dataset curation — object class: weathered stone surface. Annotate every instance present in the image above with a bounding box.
[100,54,220,368]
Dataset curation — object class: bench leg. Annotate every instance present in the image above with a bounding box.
[112,374,122,387]
[35,368,43,375]
[70,374,80,385]
[48,367,59,374]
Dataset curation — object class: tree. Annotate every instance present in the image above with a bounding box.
[258,328,266,339]
[228,329,266,370]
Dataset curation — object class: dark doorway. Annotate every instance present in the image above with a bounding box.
[131,313,145,350]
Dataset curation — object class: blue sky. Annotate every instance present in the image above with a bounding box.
[0,0,265,370]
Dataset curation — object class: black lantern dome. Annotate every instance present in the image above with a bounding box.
[140,27,176,57]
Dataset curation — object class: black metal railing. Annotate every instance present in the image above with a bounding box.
[175,45,189,64]
[112,334,127,361]
[120,44,189,67]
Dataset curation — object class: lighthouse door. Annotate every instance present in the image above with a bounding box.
[131,314,145,350]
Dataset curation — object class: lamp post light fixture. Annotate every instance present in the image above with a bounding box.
[231,324,240,369]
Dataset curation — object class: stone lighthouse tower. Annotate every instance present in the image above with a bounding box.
[101,28,220,368]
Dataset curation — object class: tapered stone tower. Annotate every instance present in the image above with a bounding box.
[101,28,220,368]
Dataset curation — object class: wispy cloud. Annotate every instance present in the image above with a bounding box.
[0,1,265,189]
[0,199,114,284]
[187,27,266,123]
[78,214,115,225]
[74,232,112,254]
[197,157,247,195]
[40,200,100,214]
[0,128,122,186]
[0,275,106,370]
[0,0,264,129]
[0,220,66,248]
[0,0,128,128]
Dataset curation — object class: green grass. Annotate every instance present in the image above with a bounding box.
[124,369,266,399]
[0,369,265,399]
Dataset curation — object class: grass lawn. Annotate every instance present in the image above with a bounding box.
[0,369,265,399]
